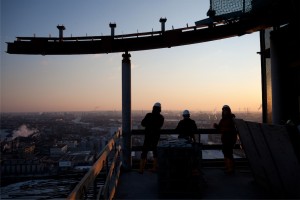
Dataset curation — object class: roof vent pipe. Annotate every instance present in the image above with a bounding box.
[159,18,167,32]
[57,25,65,42]
[109,23,117,37]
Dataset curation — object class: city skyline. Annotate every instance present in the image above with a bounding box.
[1,0,262,113]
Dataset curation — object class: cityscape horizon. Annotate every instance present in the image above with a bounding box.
[0,108,262,114]
[1,102,262,199]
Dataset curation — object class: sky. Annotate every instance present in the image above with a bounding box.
[1,0,262,113]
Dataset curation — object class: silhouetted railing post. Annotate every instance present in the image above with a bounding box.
[122,51,132,170]
[259,30,268,123]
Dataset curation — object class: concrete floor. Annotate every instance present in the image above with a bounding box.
[114,167,272,199]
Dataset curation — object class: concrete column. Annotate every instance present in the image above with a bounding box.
[270,34,282,124]
[122,51,132,170]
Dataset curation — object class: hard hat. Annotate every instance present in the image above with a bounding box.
[153,102,161,108]
[222,105,230,110]
[182,110,190,116]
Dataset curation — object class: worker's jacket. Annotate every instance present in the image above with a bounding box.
[217,114,237,135]
[176,118,197,140]
[141,112,164,135]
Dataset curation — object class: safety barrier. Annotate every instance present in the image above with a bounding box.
[131,129,242,152]
[67,129,122,200]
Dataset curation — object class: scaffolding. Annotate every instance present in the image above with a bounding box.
[210,0,253,16]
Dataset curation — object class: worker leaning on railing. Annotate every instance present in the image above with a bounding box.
[139,102,164,174]
[175,109,198,143]
[175,110,202,176]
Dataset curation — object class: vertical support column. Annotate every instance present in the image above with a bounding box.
[122,51,132,170]
[270,33,282,124]
[259,30,268,123]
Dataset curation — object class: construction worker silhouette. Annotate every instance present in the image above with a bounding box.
[214,105,237,174]
[176,110,197,143]
[176,110,202,177]
[139,102,164,174]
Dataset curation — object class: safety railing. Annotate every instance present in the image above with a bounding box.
[14,24,211,43]
[131,129,246,168]
[131,129,242,151]
[67,129,122,200]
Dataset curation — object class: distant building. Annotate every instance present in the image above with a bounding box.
[59,150,93,171]
[1,158,47,176]
[50,144,68,156]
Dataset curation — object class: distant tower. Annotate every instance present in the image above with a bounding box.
[57,25,65,42]
[109,23,117,37]
[159,17,167,32]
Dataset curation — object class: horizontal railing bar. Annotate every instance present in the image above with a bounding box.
[131,144,241,151]
[131,128,218,135]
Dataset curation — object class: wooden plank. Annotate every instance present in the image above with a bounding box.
[261,124,300,197]
[235,119,270,190]
[236,119,300,198]
[246,121,283,193]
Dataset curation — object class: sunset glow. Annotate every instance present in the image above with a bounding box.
[1,0,262,113]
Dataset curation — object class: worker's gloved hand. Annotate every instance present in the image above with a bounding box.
[213,123,218,129]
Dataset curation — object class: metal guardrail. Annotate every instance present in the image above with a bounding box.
[131,129,242,152]
[14,24,210,43]
[67,129,122,200]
